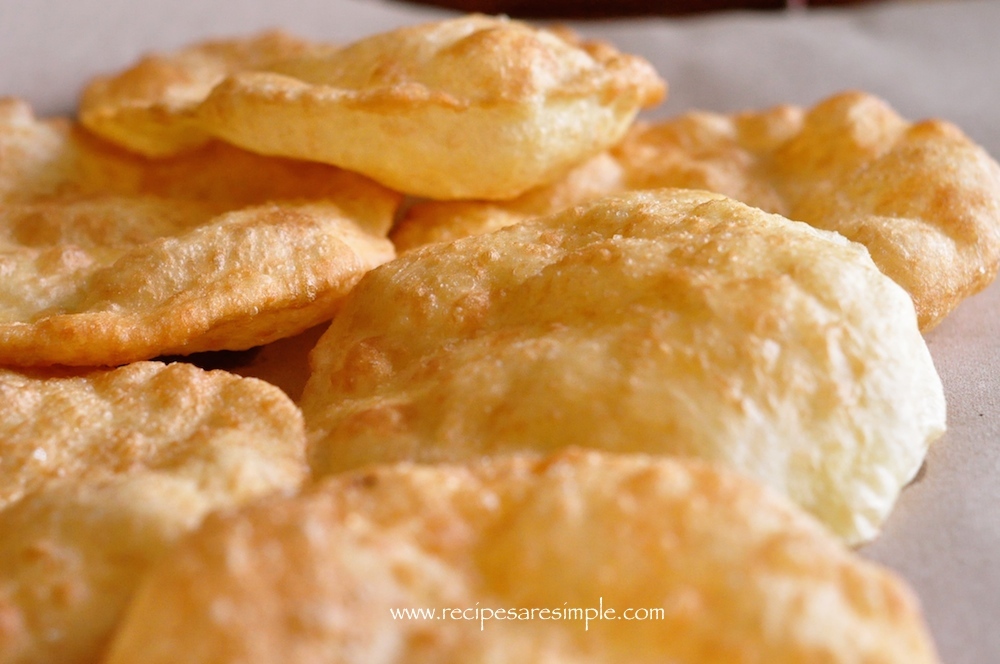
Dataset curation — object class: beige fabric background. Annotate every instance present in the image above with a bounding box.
[1,0,997,661]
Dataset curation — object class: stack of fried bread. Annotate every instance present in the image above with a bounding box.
[3,13,999,664]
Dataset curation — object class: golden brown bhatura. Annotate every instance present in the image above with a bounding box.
[303,189,946,544]
[621,91,1000,329]
[195,15,665,200]
[104,450,940,663]
[0,99,398,367]
[0,361,307,664]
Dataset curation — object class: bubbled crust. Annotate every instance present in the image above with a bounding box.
[769,92,1000,330]
[0,99,398,367]
[79,31,333,157]
[615,101,801,213]
[196,15,665,199]
[0,362,305,508]
[303,189,945,544]
[0,361,307,664]
[617,91,1000,329]
[103,450,939,664]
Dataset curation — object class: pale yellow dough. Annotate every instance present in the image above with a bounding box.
[303,189,946,544]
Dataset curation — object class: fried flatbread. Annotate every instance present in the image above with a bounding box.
[621,92,1000,329]
[195,15,664,200]
[104,450,939,663]
[0,99,398,367]
[303,189,946,544]
[79,31,333,157]
[0,361,307,664]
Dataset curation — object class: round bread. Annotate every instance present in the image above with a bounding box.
[0,361,307,664]
[103,449,939,663]
[620,91,1000,329]
[195,15,665,200]
[0,99,398,367]
[79,31,333,157]
[303,188,946,544]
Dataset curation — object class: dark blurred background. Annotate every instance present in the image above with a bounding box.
[388,0,882,19]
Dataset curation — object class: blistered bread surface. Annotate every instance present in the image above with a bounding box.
[304,189,946,544]
[0,361,307,664]
[0,99,398,366]
[104,450,939,663]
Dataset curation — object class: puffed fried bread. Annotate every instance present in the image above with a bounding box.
[0,361,307,664]
[79,31,334,157]
[195,15,664,200]
[103,450,940,663]
[621,91,1000,329]
[0,98,398,367]
[303,189,946,544]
